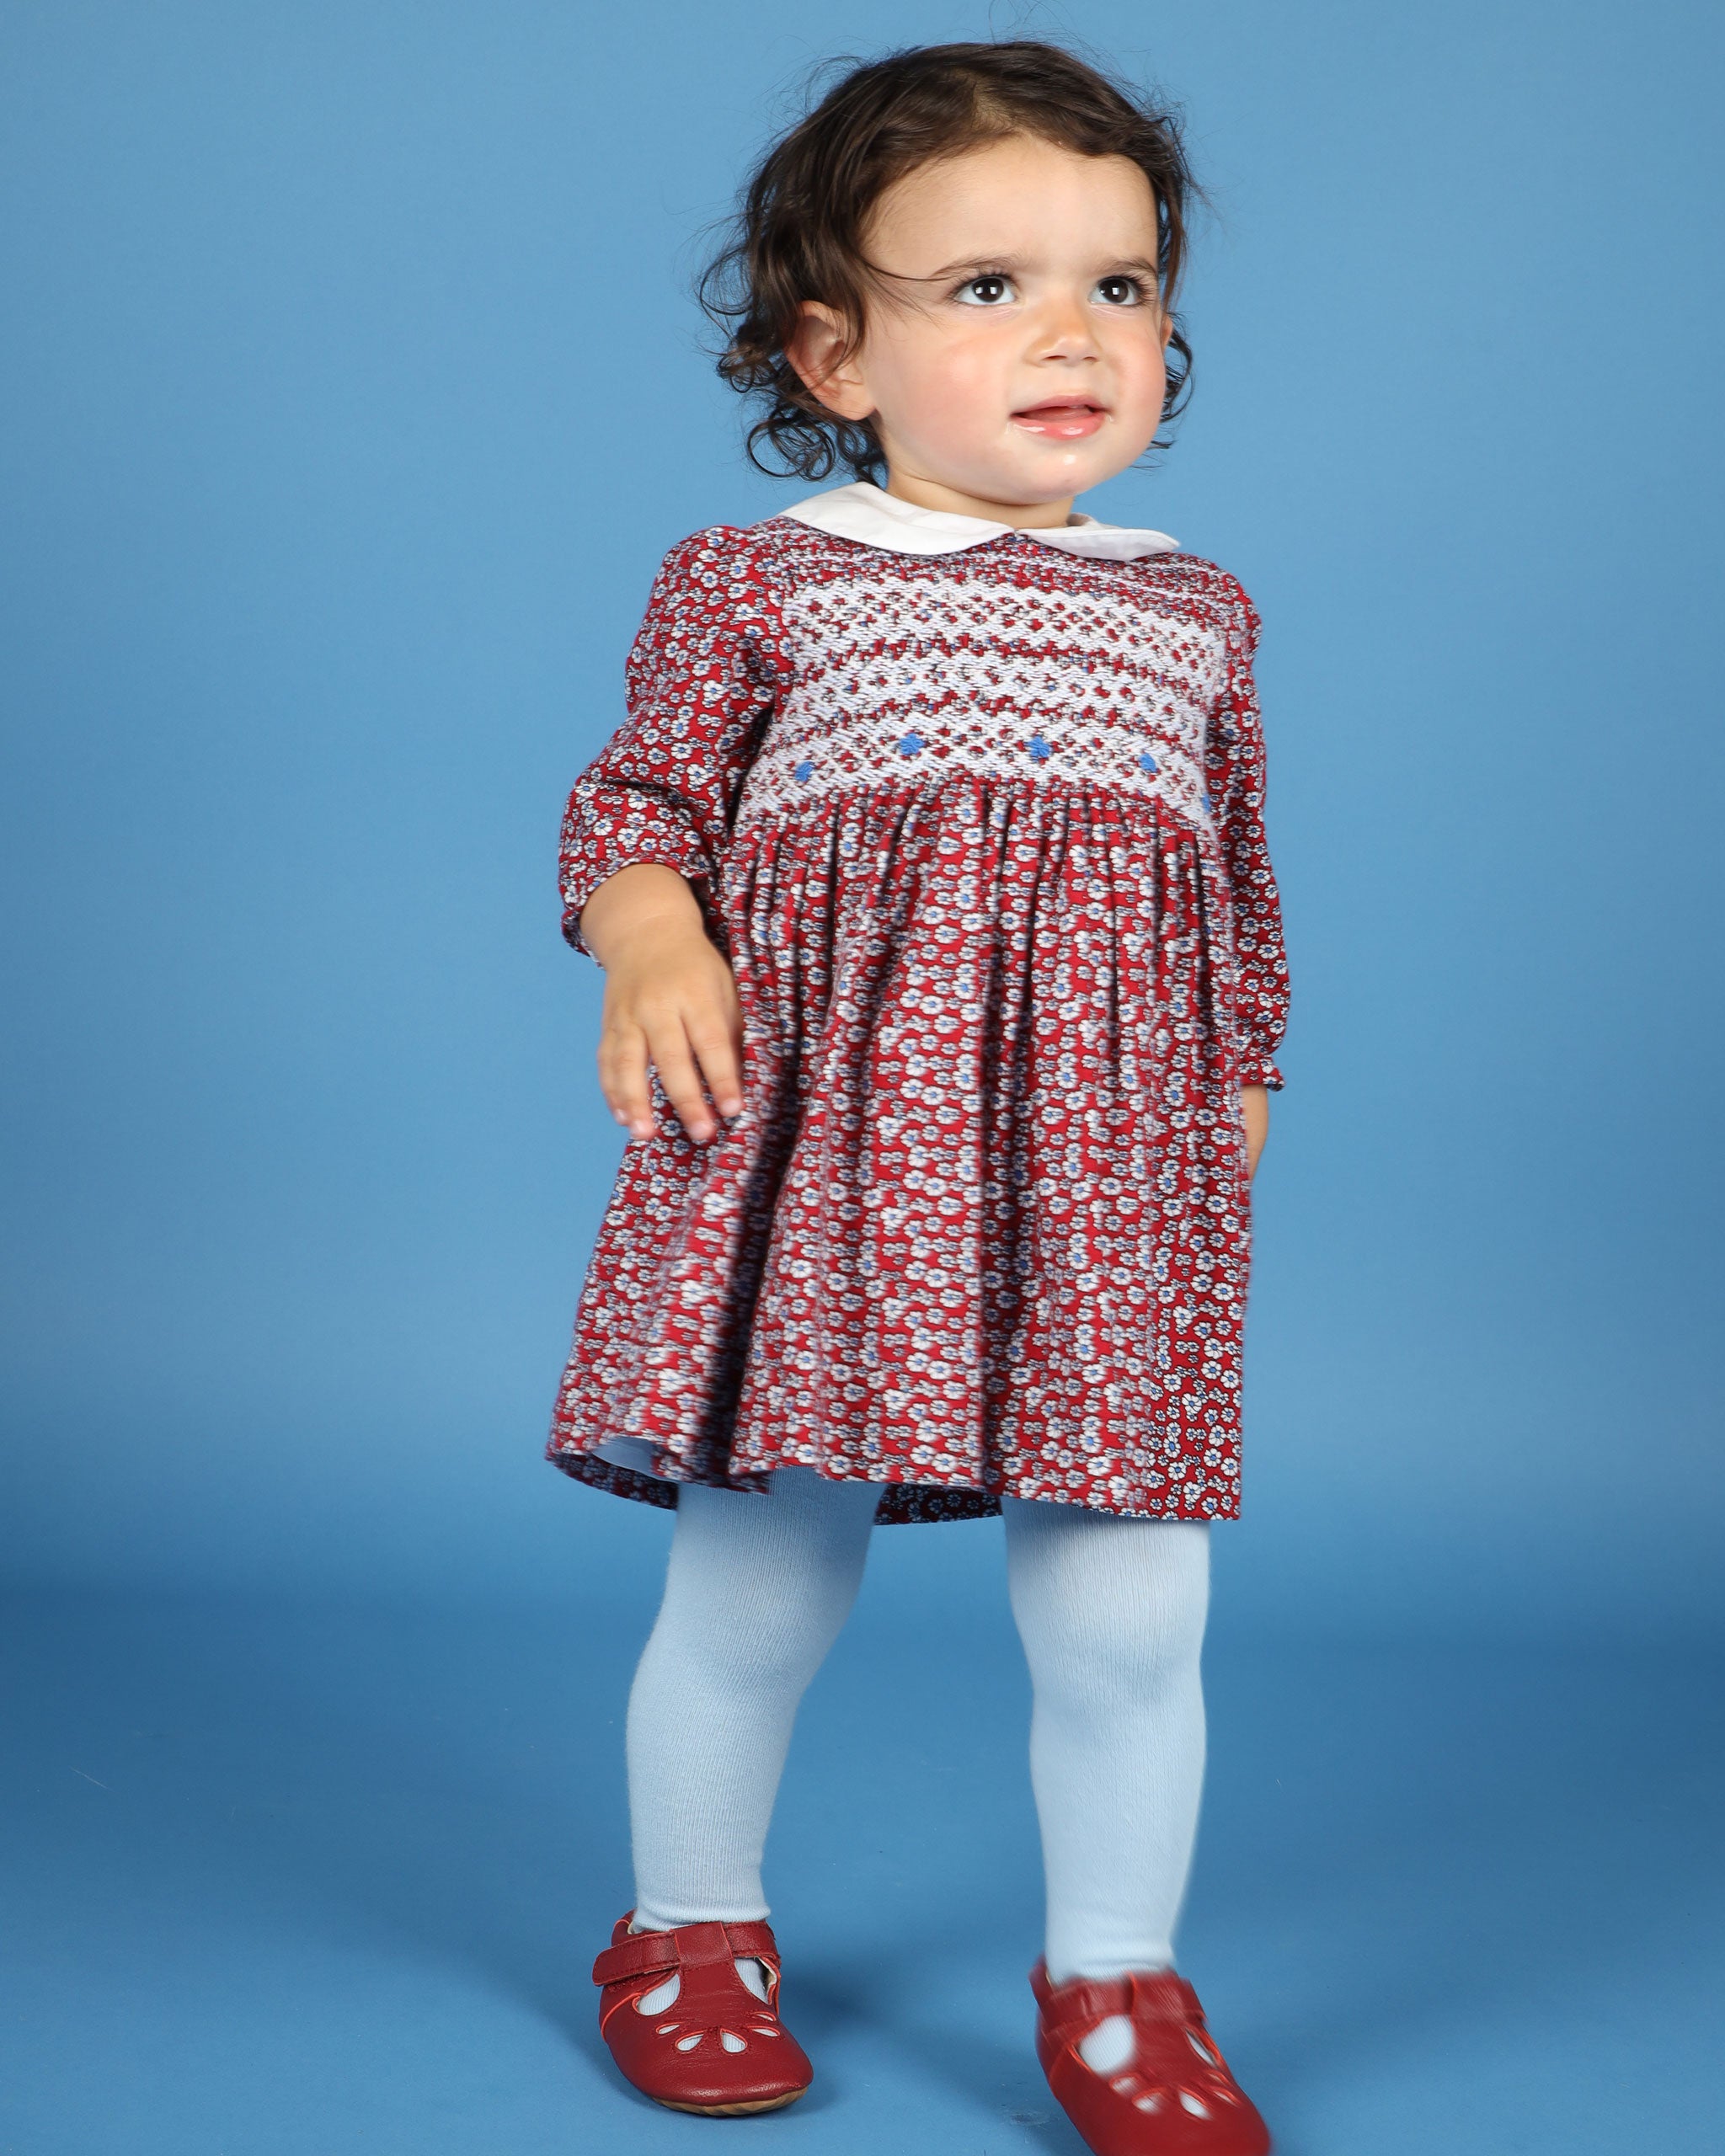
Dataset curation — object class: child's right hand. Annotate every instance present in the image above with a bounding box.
[578,863,745,1146]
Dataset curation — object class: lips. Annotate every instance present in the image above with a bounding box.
[1010,398,1108,440]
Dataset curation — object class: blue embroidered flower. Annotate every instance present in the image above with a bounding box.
[794,759,814,784]
[1028,733,1053,763]
[1138,749,1160,775]
[897,732,925,758]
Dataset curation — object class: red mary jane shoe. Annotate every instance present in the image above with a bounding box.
[1032,1961,1272,2156]
[592,1913,813,2116]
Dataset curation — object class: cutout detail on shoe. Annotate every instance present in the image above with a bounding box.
[637,1974,679,2014]
[1078,2014,1136,2075]
[675,2032,703,2052]
[734,1958,772,2002]
[1187,2031,1217,2063]
[720,2031,747,2053]
[1179,2090,1212,2117]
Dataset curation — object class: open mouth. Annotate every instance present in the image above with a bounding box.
[1010,398,1108,440]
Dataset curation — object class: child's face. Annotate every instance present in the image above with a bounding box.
[794,134,1172,521]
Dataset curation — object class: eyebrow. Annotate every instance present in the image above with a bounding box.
[921,251,1162,280]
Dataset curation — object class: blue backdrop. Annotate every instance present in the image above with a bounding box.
[3,8,1722,2154]
[4,0,1718,1636]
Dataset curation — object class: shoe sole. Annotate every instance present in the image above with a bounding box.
[655,2089,808,2116]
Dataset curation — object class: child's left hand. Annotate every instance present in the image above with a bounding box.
[1242,1086,1269,1180]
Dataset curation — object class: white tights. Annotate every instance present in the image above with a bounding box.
[625,1467,1210,1989]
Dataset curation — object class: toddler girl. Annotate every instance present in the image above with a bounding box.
[547,41,1288,2156]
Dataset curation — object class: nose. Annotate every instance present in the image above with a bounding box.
[1028,286,1098,365]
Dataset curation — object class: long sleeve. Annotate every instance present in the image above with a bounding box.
[558,527,788,958]
[1204,580,1290,1090]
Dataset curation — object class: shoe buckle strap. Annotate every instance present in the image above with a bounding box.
[1039,1975,1131,2050]
[718,1920,780,1967]
[592,1932,680,1988]
[1033,1965,1206,2052]
[592,1919,781,1991]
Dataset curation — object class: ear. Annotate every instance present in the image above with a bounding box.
[786,301,875,423]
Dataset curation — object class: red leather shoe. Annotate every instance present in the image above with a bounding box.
[1032,1961,1272,2156]
[593,1913,813,2116]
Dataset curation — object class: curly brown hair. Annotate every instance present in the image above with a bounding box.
[698,40,1199,486]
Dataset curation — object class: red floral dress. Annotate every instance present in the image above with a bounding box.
[547,483,1289,1524]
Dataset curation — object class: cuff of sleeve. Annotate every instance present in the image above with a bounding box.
[559,840,713,960]
[1238,1054,1284,1091]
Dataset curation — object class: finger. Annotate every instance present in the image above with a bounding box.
[686,1013,744,1119]
[596,1025,656,1140]
[647,1025,719,1145]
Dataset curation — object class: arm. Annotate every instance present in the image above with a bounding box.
[560,530,785,1143]
[1242,1084,1269,1180]
[581,863,743,1145]
[1205,582,1289,1182]
[559,528,784,954]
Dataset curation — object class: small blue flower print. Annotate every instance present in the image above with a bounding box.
[1139,749,1160,775]
[794,759,814,784]
[897,732,925,758]
[1201,790,1214,814]
[1028,733,1053,763]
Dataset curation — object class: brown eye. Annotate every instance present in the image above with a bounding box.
[956,275,1015,306]
[1094,275,1149,307]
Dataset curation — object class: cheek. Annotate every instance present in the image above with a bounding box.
[1115,329,1169,419]
[871,325,1014,437]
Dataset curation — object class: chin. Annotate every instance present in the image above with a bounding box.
[1007,459,1113,500]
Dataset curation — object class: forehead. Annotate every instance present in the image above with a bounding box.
[864,135,1160,263]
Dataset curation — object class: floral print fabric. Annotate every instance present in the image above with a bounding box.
[548,515,1288,1523]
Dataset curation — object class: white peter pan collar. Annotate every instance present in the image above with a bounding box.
[775,480,1178,562]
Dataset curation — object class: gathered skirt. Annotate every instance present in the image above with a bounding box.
[547,774,1256,1523]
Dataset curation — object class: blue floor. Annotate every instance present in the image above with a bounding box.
[3,1542,1721,2154]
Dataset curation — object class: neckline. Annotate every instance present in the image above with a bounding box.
[773,481,1179,563]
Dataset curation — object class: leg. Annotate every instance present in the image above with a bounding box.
[1002,1498,1211,1988]
[626,1466,880,1932]
[1006,1504,1269,2151]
